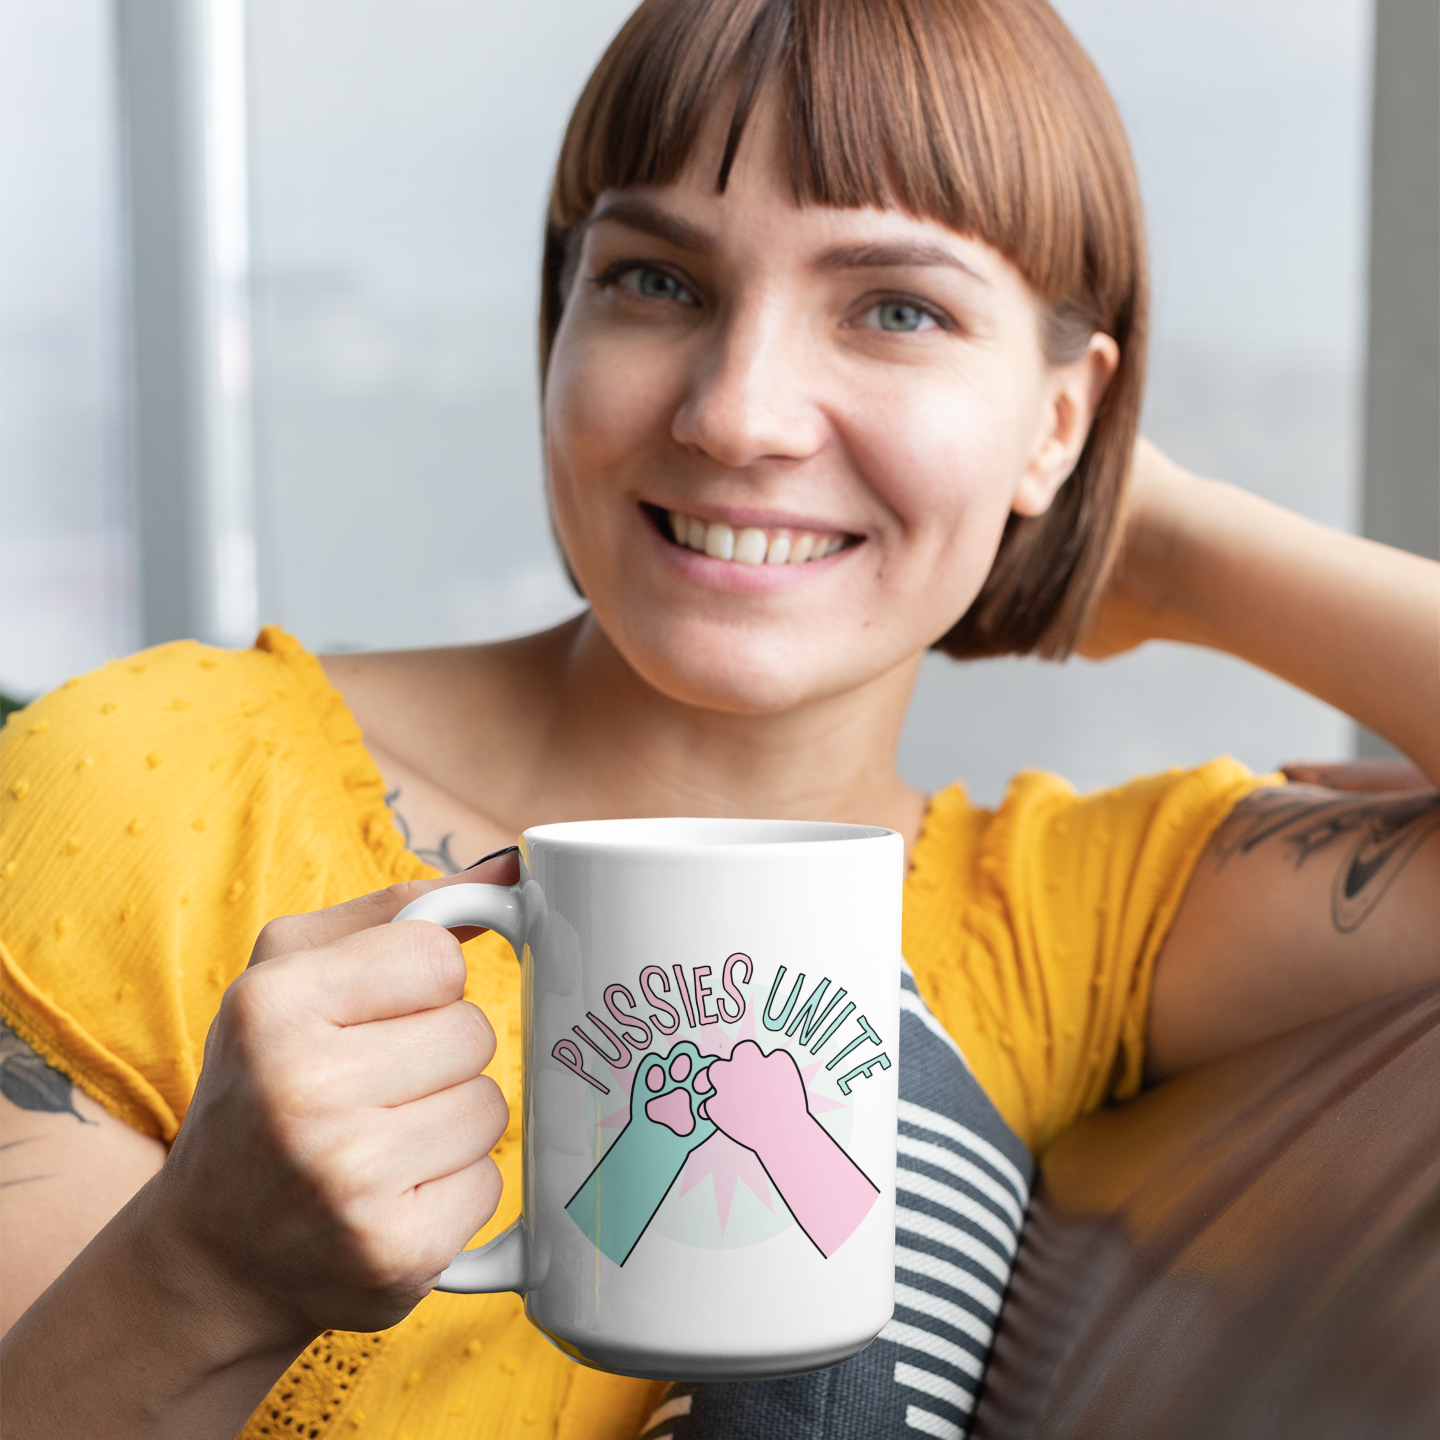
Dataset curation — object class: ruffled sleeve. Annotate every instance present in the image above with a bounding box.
[904,759,1279,1153]
[0,626,430,1140]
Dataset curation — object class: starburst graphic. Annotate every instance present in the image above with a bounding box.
[678,1131,775,1232]
[681,1041,850,1235]
[590,998,853,1241]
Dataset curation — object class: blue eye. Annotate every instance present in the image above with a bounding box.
[863,301,936,333]
[621,268,696,305]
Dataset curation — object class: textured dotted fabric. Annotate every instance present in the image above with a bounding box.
[0,627,1272,1437]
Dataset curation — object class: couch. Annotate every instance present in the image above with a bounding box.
[973,939,1439,1437]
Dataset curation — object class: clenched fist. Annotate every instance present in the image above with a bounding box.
[157,855,517,1343]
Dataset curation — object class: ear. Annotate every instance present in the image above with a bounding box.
[1012,332,1120,517]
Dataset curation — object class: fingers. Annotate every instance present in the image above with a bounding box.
[402,1155,506,1283]
[239,849,523,1036]
[390,1075,509,1193]
[249,887,412,966]
[336,1001,497,1109]
[234,919,467,1030]
[705,1037,764,1088]
[387,845,521,911]
[168,848,521,1337]
[341,1075,507,1206]
[249,847,519,969]
[293,1115,507,1302]
[704,1041,808,1144]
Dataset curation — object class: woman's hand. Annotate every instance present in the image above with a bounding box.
[1074,435,1440,787]
[0,853,516,1440]
[1073,435,1187,661]
[160,867,513,1342]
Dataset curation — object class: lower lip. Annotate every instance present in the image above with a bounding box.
[644,515,855,594]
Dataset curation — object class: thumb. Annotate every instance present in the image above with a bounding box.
[248,845,519,967]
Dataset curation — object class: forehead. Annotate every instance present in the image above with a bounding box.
[585,89,1010,289]
[588,187,1003,293]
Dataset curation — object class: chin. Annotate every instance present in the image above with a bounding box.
[610,611,903,717]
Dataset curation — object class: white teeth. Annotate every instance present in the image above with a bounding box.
[734,527,768,565]
[662,508,847,564]
[704,521,735,560]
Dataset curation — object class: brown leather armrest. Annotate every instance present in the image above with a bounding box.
[1279,757,1430,791]
[974,982,1440,1440]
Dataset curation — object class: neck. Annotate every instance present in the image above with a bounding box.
[516,614,929,847]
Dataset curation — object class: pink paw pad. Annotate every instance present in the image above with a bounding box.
[645,1087,696,1136]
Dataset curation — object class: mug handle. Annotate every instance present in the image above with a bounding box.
[392,882,529,1294]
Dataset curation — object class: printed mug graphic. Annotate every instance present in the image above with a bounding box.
[565,1038,880,1265]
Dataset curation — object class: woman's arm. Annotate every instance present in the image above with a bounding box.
[1082,440,1440,1079]
[1147,779,1438,1077]
[1081,438,1439,785]
[1,1152,312,1439]
[0,1026,167,1332]
[0,861,512,1438]
[0,1024,323,1438]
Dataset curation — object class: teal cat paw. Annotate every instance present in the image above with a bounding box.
[565,1039,719,1265]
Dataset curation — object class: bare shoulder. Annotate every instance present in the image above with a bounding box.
[1,1023,166,1334]
[1147,781,1440,1079]
[318,638,507,739]
[318,622,580,871]
[319,621,575,756]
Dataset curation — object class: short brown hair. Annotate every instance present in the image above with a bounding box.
[541,0,1147,659]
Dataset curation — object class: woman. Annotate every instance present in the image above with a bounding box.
[2,0,1436,1436]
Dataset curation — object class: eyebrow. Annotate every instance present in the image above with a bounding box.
[586,198,989,285]
[586,198,715,253]
[815,241,989,284]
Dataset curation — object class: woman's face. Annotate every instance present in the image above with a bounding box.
[544,97,1113,716]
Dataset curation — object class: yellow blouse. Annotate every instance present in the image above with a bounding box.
[0,628,1271,1439]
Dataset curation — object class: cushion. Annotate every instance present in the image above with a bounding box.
[973,980,1440,1440]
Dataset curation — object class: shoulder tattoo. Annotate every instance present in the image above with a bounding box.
[0,1022,94,1124]
[385,787,462,875]
[1213,786,1440,934]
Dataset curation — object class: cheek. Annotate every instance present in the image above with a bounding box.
[544,323,681,496]
[844,376,1027,559]
[834,373,1037,649]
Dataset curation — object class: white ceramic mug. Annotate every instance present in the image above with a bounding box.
[393,816,902,1380]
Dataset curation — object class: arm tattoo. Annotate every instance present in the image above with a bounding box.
[1,1139,55,1189]
[384,788,462,875]
[0,1022,94,1124]
[1214,787,1440,934]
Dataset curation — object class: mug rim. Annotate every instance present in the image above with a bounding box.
[521,816,898,851]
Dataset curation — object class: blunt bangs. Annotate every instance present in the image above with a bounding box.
[541,0,1149,661]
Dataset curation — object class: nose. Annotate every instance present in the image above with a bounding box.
[670,300,827,468]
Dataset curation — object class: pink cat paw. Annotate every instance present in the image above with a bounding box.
[703,1040,810,1152]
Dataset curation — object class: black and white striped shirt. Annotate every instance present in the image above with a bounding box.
[642,962,1033,1440]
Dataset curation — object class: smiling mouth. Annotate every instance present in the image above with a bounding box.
[643,504,853,565]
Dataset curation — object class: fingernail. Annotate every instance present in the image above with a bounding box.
[464,844,519,871]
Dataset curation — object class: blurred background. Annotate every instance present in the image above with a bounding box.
[2,0,1435,804]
